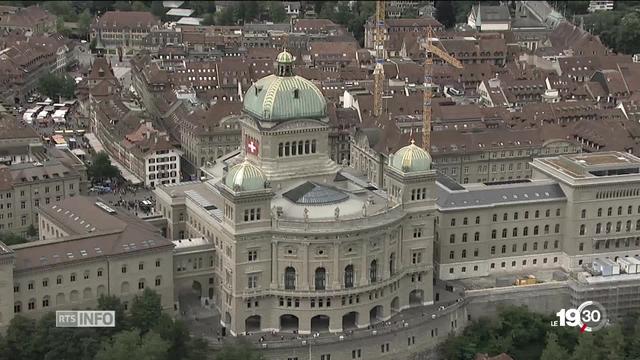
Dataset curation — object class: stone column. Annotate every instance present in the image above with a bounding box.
[332,242,340,289]
[383,233,389,279]
[301,242,309,290]
[271,241,278,288]
[360,241,368,286]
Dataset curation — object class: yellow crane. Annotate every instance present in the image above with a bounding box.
[373,0,385,118]
[422,26,463,151]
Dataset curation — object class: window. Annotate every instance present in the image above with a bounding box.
[449,234,455,244]
[491,246,495,255]
[315,268,326,290]
[523,243,528,251]
[533,242,538,250]
[248,250,257,262]
[155,277,161,286]
[501,245,506,254]
[138,280,145,290]
[389,253,395,276]
[449,251,455,259]
[491,230,497,239]
[450,218,456,226]
[70,273,76,282]
[581,209,586,219]
[42,279,48,287]
[56,276,62,285]
[474,232,479,241]
[514,212,519,220]
[97,269,103,277]
[513,228,518,237]
[523,226,529,236]
[42,297,49,307]
[463,217,468,225]
[462,233,467,242]
[475,216,480,224]
[580,224,585,235]
[535,210,539,218]
[618,206,623,215]
[248,275,258,289]
[544,225,550,234]
[607,207,612,216]
[503,213,508,221]
[121,265,127,274]
[543,241,548,250]
[155,259,161,267]
[534,226,539,235]
[139,262,144,270]
[597,208,602,217]
[579,242,584,251]
[596,223,602,234]
[492,214,497,222]
[545,209,550,217]
[502,228,507,238]
[284,267,296,290]
[461,249,467,258]
[370,260,378,282]
[344,265,354,288]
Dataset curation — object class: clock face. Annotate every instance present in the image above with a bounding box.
[246,135,259,156]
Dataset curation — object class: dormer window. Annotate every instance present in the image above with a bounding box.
[293,89,299,99]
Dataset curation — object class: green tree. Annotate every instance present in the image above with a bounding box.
[216,6,237,25]
[268,1,287,23]
[189,0,216,17]
[602,325,625,360]
[95,330,169,360]
[150,1,165,18]
[214,342,265,360]
[153,313,190,360]
[0,232,27,245]
[627,317,640,359]
[38,73,76,101]
[540,332,570,360]
[129,289,163,333]
[435,1,456,28]
[132,1,149,12]
[26,224,37,237]
[186,337,209,360]
[5,316,37,360]
[202,13,216,25]
[112,1,132,11]
[77,9,93,39]
[88,152,121,183]
[570,333,599,360]
[617,13,640,55]
[33,312,100,360]
[97,294,128,334]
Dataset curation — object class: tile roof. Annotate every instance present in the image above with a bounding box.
[94,11,160,30]
[13,196,173,272]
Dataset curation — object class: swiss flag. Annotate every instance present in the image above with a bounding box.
[246,136,259,156]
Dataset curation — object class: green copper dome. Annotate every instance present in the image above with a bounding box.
[225,160,267,191]
[391,140,432,173]
[243,50,327,122]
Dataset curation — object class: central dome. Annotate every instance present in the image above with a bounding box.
[243,50,327,122]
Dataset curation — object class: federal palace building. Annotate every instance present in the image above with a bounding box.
[1,51,640,340]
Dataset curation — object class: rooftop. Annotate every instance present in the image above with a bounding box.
[532,152,640,184]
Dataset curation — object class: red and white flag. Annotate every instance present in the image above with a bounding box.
[246,136,259,156]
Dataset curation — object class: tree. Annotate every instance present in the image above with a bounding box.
[0,232,27,245]
[26,224,37,238]
[112,1,132,11]
[97,294,128,334]
[268,2,287,23]
[95,330,169,360]
[435,1,456,28]
[185,338,209,360]
[540,332,570,360]
[216,6,237,25]
[5,316,37,360]
[214,342,265,360]
[627,317,640,359]
[570,333,599,360]
[602,325,625,360]
[131,1,149,12]
[129,289,163,334]
[153,313,190,360]
[617,13,640,55]
[38,73,76,101]
[32,312,100,360]
[77,9,92,39]
[88,152,121,183]
[150,1,165,18]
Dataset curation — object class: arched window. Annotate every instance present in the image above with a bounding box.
[291,141,297,155]
[461,249,467,258]
[596,223,602,233]
[311,140,317,153]
[315,268,326,290]
[285,267,296,290]
[284,142,290,156]
[278,143,283,157]
[370,260,378,283]
[543,241,549,249]
[389,253,396,276]
[304,140,310,154]
[534,226,539,235]
[580,224,585,235]
[523,227,529,236]
[344,265,354,288]
[298,141,303,154]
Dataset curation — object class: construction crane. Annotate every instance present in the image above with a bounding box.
[373,0,385,118]
[422,26,463,151]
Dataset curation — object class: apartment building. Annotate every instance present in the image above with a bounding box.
[90,11,161,50]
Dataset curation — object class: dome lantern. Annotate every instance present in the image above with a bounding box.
[276,50,294,77]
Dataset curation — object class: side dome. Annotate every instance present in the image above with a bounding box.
[224,160,267,191]
[391,140,432,173]
[243,50,327,122]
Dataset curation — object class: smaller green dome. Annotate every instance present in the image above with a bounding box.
[391,140,432,173]
[276,50,294,63]
[225,160,266,191]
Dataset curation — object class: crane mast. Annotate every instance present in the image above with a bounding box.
[373,0,385,118]
[422,26,463,151]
